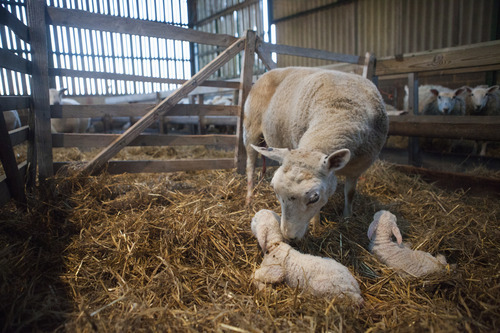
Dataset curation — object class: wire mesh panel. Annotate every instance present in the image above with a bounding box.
[46,0,192,97]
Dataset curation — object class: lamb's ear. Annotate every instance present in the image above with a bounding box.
[430,89,439,97]
[392,226,403,245]
[323,148,351,172]
[367,220,378,240]
[251,144,289,164]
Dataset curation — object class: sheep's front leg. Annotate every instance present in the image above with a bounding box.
[246,146,258,205]
[253,261,285,290]
[343,177,358,218]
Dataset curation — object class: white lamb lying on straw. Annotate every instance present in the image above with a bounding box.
[367,210,449,277]
[251,209,363,304]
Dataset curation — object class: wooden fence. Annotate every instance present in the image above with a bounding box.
[0,2,376,207]
[2,3,500,207]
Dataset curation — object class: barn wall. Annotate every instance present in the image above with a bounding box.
[193,0,267,79]
[273,0,498,67]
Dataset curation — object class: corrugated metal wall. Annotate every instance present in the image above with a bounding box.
[273,0,498,67]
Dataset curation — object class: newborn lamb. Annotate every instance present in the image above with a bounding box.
[367,210,448,277]
[251,209,363,304]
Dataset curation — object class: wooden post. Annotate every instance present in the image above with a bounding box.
[27,1,53,180]
[80,36,246,176]
[407,72,422,167]
[0,113,26,205]
[235,30,256,174]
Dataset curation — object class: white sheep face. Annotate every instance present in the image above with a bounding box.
[49,88,67,105]
[470,86,499,112]
[254,146,350,240]
[431,88,465,115]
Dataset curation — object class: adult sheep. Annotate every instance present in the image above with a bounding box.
[49,88,90,133]
[404,84,466,115]
[244,67,388,240]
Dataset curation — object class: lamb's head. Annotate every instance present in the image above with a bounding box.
[430,88,466,115]
[467,85,499,113]
[367,210,402,245]
[49,88,68,105]
[252,145,350,240]
[251,209,283,253]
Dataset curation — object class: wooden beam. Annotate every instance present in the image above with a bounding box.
[9,125,29,146]
[56,158,235,175]
[0,111,26,205]
[235,30,256,174]
[27,1,52,180]
[376,40,500,76]
[79,36,246,176]
[49,68,241,89]
[47,7,238,47]
[0,96,31,111]
[0,161,27,207]
[388,115,500,141]
[260,41,360,64]
[255,37,277,70]
[50,104,240,118]
[52,133,237,148]
[0,48,32,74]
[0,5,30,42]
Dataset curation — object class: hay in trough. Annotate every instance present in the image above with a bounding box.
[0,146,499,332]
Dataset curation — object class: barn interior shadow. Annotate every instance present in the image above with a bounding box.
[0,182,78,332]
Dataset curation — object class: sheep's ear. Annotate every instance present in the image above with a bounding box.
[430,89,439,97]
[323,148,351,172]
[392,226,403,245]
[487,85,499,94]
[58,88,68,98]
[454,87,466,97]
[251,144,289,164]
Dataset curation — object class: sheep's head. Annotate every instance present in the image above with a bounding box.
[367,210,402,245]
[430,88,466,115]
[251,210,283,253]
[49,88,68,105]
[468,85,499,113]
[251,145,350,240]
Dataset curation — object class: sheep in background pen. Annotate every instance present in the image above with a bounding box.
[49,88,90,133]
[251,209,363,304]
[367,210,449,278]
[404,85,467,115]
[462,85,500,156]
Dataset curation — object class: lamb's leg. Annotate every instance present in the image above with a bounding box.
[343,177,358,217]
[480,142,488,156]
[246,145,258,205]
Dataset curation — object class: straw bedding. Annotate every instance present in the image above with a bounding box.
[0,146,499,332]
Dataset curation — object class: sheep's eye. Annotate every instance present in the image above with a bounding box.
[289,196,296,201]
[307,193,319,205]
[438,96,441,99]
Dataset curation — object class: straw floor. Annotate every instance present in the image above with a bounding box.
[0,147,499,332]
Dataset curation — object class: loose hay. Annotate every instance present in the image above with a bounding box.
[1,148,499,332]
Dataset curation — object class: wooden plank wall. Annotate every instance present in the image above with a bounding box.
[0,0,31,206]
